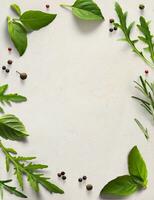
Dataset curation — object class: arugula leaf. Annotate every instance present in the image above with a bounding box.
[137,16,154,63]
[8,17,27,56]
[128,146,148,187]
[61,0,104,21]
[0,179,27,198]
[10,4,21,16]
[0,84,27,113]
[20,11,57,30]
[0,142,64,194]
[134,118,149,140]
[115,2,153,67]
[100,175,138,197]
[0,114,28,141]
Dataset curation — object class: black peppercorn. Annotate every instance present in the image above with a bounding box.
[86,184,93,191]
[109,18,114,23]
[16,71,28,80]
[61,171,65,176]
[8,48,12,52]
[46,4,50,8]
[57,173,61,177]
[109,28,114,32]
[6,69,10,73]
[62,176,66,180]
[83,176,87,180]
[2,66,6,70]
[139,4,145,10]
[7,60,13,65]
[78,178,82,182]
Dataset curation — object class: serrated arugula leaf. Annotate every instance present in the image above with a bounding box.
[128,146,148,187]
[0,142,64,195]
[0,179,27,198]
[100,175,138,197]
[8,18,27,56]
[137,16,154,62]
[20,11,57,30]
[10,4,21,16]
[100,146,148,197]
[115,2,153,67]
[0,114,28,141]
[61,0,104,21]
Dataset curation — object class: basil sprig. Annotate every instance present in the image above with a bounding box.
[100,146,148,197]
[8,4,57,56]
[61,0,104,21]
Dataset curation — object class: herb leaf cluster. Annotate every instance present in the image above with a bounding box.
[61,0,104,21]
[8,4,57,56]
[115,2,154,67]
[0,84,27,113]
[100,146,148,197]
[0,142,64,194]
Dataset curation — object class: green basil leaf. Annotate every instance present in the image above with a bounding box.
[20,11,57,30]
[0,114,28,141]
[61,0,104,21]
[8,19,27,56]
[128,146,148,187]
[100,175,138,197]
[10,4,21,16]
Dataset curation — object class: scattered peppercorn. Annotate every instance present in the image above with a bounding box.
[61,171,65,176]
[6,69,10,73]
[109,28,114,32]
[2,66,6,70]
[16,71,28,80]
[62,176,66,180]
[8,47,12,52]
[7,60,13,65]
[86,184,93,191]
[145,70,149,74]
[78,178,82,182]
[109,18,114,23]
[114,26,118,31]
[46,4,50,8]
[83,176,87,180]
[57,173,61,177]
[139,4,145,10]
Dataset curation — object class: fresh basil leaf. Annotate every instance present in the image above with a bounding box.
[20,11,57,30]
[61,0,104,21]
[8,19,27,56]
[0,114,28,141]
[100,175,138,197]
[128,146,148,187]
[10,4,21,16]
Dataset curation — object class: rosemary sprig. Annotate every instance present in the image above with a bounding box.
[134,118,149,140]
[115,2,153,67]
[132,76,154,121]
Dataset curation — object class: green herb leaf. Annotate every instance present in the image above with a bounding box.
[115,2,153,67]
[128,146,148,187]
[134,118,149,140]
[20,11,57,30]
[61,0,104,21]
[10,4,21,16]
[0,114,28,141]
[0,84,27,113]
[100,175,138,197]
[8,19,27,56]
[0,179,27,198]
[0,142,64,194]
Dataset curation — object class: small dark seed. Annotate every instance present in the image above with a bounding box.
[57,173,61,177]
[8,48,12,52]
[2,66,6,70]
[7,60,13,65]
[145,70,149,74]
[46,4,50,8]
[83,176,87,180]
[16,71,28,80]
[139,4,145,10]
[109,28,114,32]
[6,69,10,73]
[86,184,93,191]
[62,176,66,180]
[114,26,118,31]
[61,171,65,176]
[109,18,114,23]
[78,178,82,182]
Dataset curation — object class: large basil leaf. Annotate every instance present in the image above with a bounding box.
[100,175,138,197]
[61,0,104,21]
[128,146,148,187]
[8,19,27,56]
[0,114,28,140]
[20,11,57,30]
